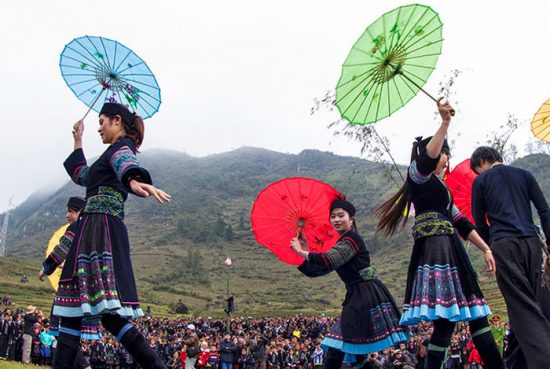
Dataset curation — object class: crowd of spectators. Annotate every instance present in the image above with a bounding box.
[0,298,509,369]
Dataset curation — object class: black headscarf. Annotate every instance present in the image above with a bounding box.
[330,199,356,217]
[67,197,86,211]
[99,103,136,128]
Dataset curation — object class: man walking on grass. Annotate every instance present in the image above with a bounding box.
[470,146,550,369]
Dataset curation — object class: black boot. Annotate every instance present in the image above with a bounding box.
[324,348,344,369]
[119,326,167,369]
[52,333,80,369]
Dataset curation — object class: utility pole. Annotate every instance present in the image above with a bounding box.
[0,196,14,257]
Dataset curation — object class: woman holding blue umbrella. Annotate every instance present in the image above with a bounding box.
[52,102,170,369]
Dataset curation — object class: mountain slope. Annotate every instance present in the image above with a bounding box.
[1,148,548,316]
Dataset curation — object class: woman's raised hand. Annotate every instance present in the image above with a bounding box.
[290,237,302,253]
[72,120,84,140]
[129,180,172,203]
[72,120,84,150]
[437,97,454,122]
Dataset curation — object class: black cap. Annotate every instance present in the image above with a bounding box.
[67,197,86,211]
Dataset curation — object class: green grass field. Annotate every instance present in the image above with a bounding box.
[0,361,48,369]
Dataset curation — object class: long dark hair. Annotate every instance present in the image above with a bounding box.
[375,137,424,237]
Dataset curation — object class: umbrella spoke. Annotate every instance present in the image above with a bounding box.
[387,6,402,53]
[396,6,430,49]
[402,63,436,70]
[398,12,439,51]
[404,35,443,57]
[116,61,146,75]
[392,4,418,49]
[114,49,134,74]
[59,64,100,73]
[84,36,112,72]
[97,36,113,72]
[401,69,429,85]
[361,78,384,123]
[391,77,405,107]
[62,73,103,77]
[405,53,442,60]
[75,38,111,72]
[337,63,381,90]
[336,72,380,114]
[400,24,443,54]
[342,61,380,67]
[64,47,104,70]
[396,73,418,96]
[69,77,102,87]
[344,73,382,121]
[373,78,385,123]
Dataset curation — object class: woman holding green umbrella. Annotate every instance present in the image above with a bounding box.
[375,99,504,369]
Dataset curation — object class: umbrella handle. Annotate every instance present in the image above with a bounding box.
[398,70,455,116]
[81,88,106,120]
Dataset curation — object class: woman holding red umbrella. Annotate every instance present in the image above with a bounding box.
[290,198,409,369]
[375,99,503,369]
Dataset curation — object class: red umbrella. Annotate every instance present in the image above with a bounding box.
[251,177,343,265]
[445,159,478,224]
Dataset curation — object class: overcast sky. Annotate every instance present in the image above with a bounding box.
[1,0,549,212]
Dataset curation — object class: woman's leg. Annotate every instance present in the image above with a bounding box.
[425,319,455,369]
[53,317,82,369]
[101,314,166,369]
[323,348,344,369]
[469,318,504,369]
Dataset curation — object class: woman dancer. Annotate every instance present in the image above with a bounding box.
[290,198,409,369]
[375,99,503,369]
[52,103,171,369]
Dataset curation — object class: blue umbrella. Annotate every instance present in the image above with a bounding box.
[60,36,161,119]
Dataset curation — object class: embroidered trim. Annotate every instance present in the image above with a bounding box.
[412,212,454,240]
[409,160,432,184]
[71,165,90,186]
[110,146,139,182]
[324,239,358,269]
[50,232,74,265]
[83,187,124,218]
[358,266,375,281]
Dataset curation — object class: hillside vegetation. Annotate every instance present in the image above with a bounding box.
[1,148,548,317]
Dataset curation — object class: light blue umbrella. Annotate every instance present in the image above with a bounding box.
[60,36,161,119]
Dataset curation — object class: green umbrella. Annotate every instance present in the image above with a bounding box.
[336,4,444,125]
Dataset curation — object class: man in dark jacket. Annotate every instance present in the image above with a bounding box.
[220,334,237,369]
[22,306,39,364]
[471,146,550,369]
[252,334,267,369]
[0,311,14,358]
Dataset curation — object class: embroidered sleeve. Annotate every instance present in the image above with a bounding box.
[298,236,360,275]
[63,148,89,187]
[42,229,75,275]
[322,236,360,269]
[451,205,475,240]
[109,146,152,189]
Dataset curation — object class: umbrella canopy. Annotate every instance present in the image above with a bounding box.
[336,4,443,125]
[445,159,478,223]
[60,36,161,119]
[45,224,70,292]
[251,177,343,265]
[531,98,550,142]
